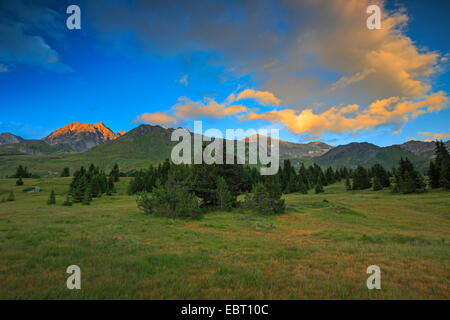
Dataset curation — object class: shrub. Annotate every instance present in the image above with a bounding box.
[136,167,201,219]
[7,191,15,202]
[244,177,285,215]
[16,178,24,186]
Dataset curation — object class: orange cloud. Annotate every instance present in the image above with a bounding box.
[233,89,281,106]
[418,131,450,141]
[241,92,448,136]
[173,97,247,119]
[133,112,179,126]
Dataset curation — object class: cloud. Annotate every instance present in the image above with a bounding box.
[134,88,278,125]
[0,64,8,72]
[173,96,247,119]
[89,0,447,138]
[133,112,179,126]
[241,92,448,136]
[89,0,444,108]
[232,89,281,106]
[0,1,72,73]
[179,75,189,86]
[418,131,450,141]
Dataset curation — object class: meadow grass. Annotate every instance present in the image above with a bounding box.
[0,178,448,299]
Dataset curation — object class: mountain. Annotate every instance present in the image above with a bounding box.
[242,134,332,159]
[42,122,118,152]
[314,142,429,171]
[397,140,450,159]
[0,122,438,177]
[0,133,26,145]
[0,140,69,156]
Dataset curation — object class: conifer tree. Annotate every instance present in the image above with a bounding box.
[216,176,233,211]
[62,194,72,206]
[47,190,56,205]
[82,187,91,205]
[110,163,120,182]
[315,179,324,193]
[352,166,371,190]
[16,177,24,186]
[428,160,440,189]
[298,181,308,194]
[345,177,352,191]
[372,176,382,191]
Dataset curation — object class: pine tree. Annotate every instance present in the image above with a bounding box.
[372,176,382,191]
[371,163,390,187]
[216,176,233,211]
[428,160,440,188]
[298,181,308,194]
[399,171,416,194]
[440,159,450,189]
[47,190,56,205]
[345,177,352,191]
[82,186,92,205]
[110,163,120,182]
[315,180,324,193]
[62,194,72,206]
[352,166,371,190]
[16,177,24,186]
[264,175,285,214]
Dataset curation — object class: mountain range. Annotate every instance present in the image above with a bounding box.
[0,122,449,177]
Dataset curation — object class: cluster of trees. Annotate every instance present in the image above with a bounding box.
[429,141,450,189]
[12,165,33,179]
[60,168,70,177]
[68,164,117,205]
[276,160,351,195]
[342,158,425,194]
[348,164,390,191]
[392,158,425,194]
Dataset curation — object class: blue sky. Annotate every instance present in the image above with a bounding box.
[0,0,449,146]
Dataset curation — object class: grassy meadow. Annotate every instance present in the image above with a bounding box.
[0,177,448,299]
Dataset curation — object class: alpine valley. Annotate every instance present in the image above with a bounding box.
[0,122,448,178]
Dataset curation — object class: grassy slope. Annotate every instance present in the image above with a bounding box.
[314,146,429,172]
[0,178,448,299]
[0,133,176,178]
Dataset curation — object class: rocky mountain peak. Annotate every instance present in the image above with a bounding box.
[43,122,118,152]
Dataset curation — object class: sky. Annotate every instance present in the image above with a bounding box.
[0,0,449,146]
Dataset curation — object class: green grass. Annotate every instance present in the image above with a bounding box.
[0,179,448,299]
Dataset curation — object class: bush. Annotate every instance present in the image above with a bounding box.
[16,178,24,186]
[244,177,285,215]
[7,191,15,202]
[136,166,201,219]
